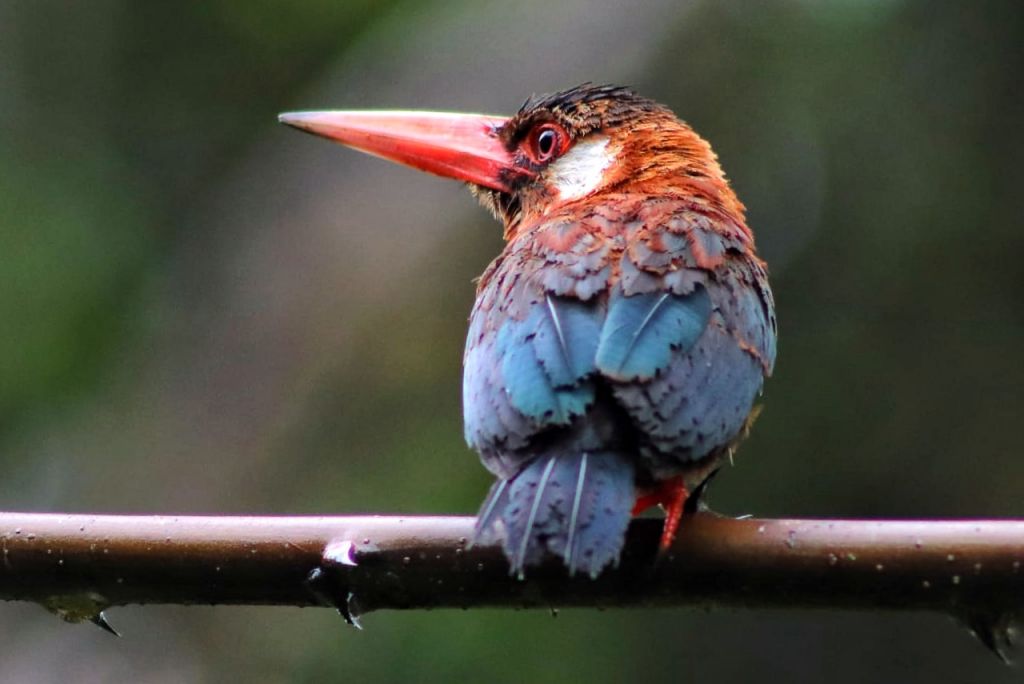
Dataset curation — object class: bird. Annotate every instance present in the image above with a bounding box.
[279,84,776,579]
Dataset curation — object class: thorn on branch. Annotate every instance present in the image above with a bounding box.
[306,540,364,629]
[961,610,1019,665]
[90,611,121,637]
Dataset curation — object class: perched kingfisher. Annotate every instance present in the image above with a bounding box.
[280,84,776,579]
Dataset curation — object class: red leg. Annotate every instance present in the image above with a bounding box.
[658,478,688,552]
[632,476,689,553]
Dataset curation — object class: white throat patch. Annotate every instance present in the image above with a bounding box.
[547,135,614,202]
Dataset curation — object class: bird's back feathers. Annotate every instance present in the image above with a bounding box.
[466,196,774,576]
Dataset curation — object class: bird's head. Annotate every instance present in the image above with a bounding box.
[280,84,743,239]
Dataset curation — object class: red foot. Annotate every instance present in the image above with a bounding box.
[632,476,689,553]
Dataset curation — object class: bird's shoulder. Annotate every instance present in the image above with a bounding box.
[475,194,760,308]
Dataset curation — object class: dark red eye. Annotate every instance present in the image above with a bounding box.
[526,123,568,163]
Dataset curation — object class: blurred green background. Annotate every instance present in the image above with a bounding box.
[2,0,1023,681]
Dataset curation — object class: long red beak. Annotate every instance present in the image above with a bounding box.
[277,110,527,193]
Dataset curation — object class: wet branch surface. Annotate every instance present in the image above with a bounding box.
[1,512,1022,653]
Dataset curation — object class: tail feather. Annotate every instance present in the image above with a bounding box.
[563,452,589,573]
[473,451,635,579]
[512,455,558,577]
[473,478,508,543]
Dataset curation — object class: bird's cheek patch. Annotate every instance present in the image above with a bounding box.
[547,135,614,202]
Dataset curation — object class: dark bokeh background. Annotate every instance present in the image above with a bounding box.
[2,1,1023,681]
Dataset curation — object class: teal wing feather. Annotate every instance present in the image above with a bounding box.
[595,287,711,382]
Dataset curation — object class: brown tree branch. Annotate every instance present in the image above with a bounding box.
[1,512,1022,656]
